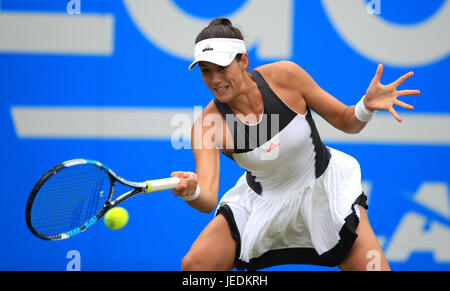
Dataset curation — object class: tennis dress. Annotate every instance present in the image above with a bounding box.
[213,70,368,271]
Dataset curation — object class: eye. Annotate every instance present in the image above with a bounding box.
[200,68,210,74]
[218,66,226,72]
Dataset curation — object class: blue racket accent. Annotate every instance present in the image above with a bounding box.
[84,216,98,228]
[65,216,98,238]
[67,228,82,237]
[86,159,111,172]
[101,163,111,172]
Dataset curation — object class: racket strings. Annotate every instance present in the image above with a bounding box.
[30,164,111,237]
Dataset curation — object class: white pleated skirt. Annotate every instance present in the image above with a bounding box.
[215,147,368,270]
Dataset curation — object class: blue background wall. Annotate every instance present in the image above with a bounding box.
[1,0,449,270]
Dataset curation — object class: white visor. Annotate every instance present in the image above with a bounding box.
[188,38,246,70]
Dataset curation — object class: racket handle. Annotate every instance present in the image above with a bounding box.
[145,177,180,193]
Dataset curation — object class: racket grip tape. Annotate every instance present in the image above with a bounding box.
[145,177,181,193]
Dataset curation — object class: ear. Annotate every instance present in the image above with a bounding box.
[240,53,249,71]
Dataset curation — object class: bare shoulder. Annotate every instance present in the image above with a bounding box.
[252,61,311,115]
[191,99,230,150]
[255,61,307,91]
[192,99,221,130]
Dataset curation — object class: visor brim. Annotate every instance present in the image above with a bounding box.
[188,52,238,70]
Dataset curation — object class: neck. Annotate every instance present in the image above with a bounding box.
[227,71,261,115]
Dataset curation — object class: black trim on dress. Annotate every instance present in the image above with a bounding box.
[218,193,369,271]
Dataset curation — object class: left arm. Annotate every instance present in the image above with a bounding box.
[283,62,420,133]
[299,69,365,134]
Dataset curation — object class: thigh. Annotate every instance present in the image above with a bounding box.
[182,214,236,271]
[338,206,391,271]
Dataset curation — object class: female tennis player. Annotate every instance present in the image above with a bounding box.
[171,18,419,271]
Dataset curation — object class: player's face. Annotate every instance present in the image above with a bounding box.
[198,55,248,102]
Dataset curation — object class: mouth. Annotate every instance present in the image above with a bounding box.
[214,85,230,94]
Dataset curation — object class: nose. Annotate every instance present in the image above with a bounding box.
[211,71,222,86]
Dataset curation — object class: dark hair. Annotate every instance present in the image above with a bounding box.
[195,17,245,63]
[195,17,244,44]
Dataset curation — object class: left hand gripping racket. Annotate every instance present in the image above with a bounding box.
[25,159,180,240]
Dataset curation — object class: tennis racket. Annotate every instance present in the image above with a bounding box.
[25,158,180,240]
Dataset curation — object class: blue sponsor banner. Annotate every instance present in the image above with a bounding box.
[0,0,449,270]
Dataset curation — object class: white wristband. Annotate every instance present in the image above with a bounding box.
[181,185,200,201]
[355,95,376,122]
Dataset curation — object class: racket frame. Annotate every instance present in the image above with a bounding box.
[26,159,179,241]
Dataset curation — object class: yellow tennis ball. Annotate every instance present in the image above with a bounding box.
[104,207,129,230]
